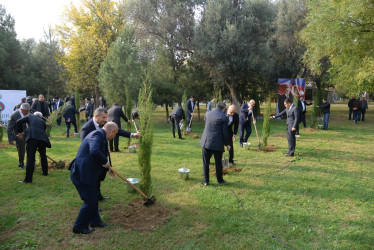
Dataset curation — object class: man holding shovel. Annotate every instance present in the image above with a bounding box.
[70,122,118,234]
[239,99,257,147]
[186,96,195,131]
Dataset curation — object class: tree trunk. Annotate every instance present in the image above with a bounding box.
[226,82,240,108]
[165,103,169,123]
[197,102,200,121]
[94,84,100,108]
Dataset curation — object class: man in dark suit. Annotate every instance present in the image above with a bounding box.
[31,94,50,118]
[63,102,79,137]
[79,97,94,121]
[80,107,140,201]
[16,112,51,183]
[169,106,185,139]
[239,100,256,147]
[26,96,33,107]
[227,105,239,166]
[70,122,118,234]
[278,86,293,118]
[54,97,64,126]
[200,103,231,186]
[271,97,299,157]
[7,103,30,169]
[13,97,27,111]
[348,96,355,120]
[296,96,313,135]
[107,103,129,152]
[186,96,195,130]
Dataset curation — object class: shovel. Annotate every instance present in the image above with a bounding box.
[46,154,65,168]
[108,166,156,206]
[251,110,261,150]
[132,120,139,133]
[186,113,194,133]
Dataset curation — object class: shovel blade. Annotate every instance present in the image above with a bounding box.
[142,195,156,206]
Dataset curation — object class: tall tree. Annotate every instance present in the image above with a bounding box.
[56,0,125,106]
[193,0,276,107]
[300,0,374,93]
[99,26,141,105]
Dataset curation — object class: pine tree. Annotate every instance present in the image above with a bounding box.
[181,91,188,133]
[125,87,132,146]
[137,75,154,195]
[261,96,271,151]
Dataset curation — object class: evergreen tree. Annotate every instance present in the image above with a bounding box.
[125,87,132,146]
[137,74,154,195]
[181,91,188,133]
[261,96,271,151]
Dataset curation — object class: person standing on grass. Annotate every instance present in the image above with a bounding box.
[227,105,239,166]
[7,103,30,169]
[200,103,231,186]
[80,107,140,202]
[169,106,185,139]
[348,96,356,120]
[352,98,362,124]
[296,96,313,135]
[186,96,195,130]
[361,97,368,122]
[318,99,331,130]
[70,122,118,234]
[54,97,64,126]
[207,97,217,112]
[107,103,129,152]
[271,97,299,157]
[16,112,51,183]
[63,102,79,138]
[239,99,256,147]
[31,94,50,118]
[79,97,94,121]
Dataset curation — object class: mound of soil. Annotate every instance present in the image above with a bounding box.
[123,143,139,149]
[35,160,69,170]
[304,128,319,132]
[210,164,242,176]
[184,132,202,139]
[254,144,278,152]
[110,199,171,232]
[273,133,286,138]
[0,144,11,149]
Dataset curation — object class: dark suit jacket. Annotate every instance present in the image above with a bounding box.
[186,99,195,116]
[7,110,27,143]
[108,105,128,128]
[274,104,300,131]
[200,108,229,152]
[239,103,256,125]
[16,114,51,148]
[227,113,239,137]
[54,100,64,110]
[31,100,50,118]
[170,107,185,120]
[63,104,79,122]
[80,102,94,119]
[298,100,313,115]
[70,129,109,186]
[80,119,131,141]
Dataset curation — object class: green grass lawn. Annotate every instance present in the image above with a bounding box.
[1,103,373,249]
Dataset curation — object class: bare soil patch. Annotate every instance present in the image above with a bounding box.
[184,132,202,139]
[273,133,286,138]
[304,128,319,132]
[254,144,278,153]
[123,142,139,149]
[109,199,171,232]
[210,164,243,176]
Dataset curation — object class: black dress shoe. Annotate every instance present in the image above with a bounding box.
[102,196,111,200]
[218,180,226,184]
[19,180,31,183]
[240,143,243,147]
[179,137,185,140]
[73,227,95,234]
[286,153,294,157]
[283,152,290,155]
[90,222,109,228]
[114,150,121,152]
[203,182,209,186]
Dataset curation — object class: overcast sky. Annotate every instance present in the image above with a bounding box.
[0,0,74,41]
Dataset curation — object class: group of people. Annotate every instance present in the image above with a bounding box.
[348,96,369,123]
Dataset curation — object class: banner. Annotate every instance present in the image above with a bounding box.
[0,90,27,125]
[277,78,305,116]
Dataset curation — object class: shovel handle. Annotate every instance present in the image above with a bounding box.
[251,111,260,144]
[132,120,139,133]
[108,166,147,200]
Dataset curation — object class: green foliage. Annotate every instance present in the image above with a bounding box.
[181,90,188,133]
[300,0,374,93]
[260,96,271,151]
[215,88,223,103]
[137,75,154,195]
[310,95,319,129]
[125,87,132,146]
[99,26,141,105]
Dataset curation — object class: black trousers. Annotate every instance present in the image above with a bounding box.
[71,173,102,230]
[57,117,62,126]
[287,128,296,155]
[361,110,366,121]
[239,123,251,143]
[15,137,26,166]
[228,136,234,163]
[349,108,353,120]
[171,115,182,138]
[109,134,120,151]
[25,139,48,182]
[66,121,78,137]
[202,148,224,184]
